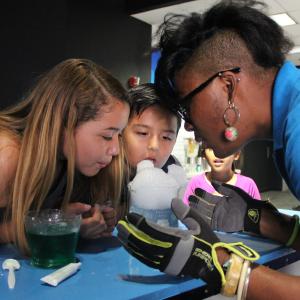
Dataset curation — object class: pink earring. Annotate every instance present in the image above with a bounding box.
[223,102,240,142]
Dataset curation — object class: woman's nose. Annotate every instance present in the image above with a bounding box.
[184,121,194,132]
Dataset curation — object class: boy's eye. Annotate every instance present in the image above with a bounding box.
[163,135,175,141]
[136,131,148,136]
[163,136,172,141]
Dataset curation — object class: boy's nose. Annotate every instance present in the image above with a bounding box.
[148,136,159,151]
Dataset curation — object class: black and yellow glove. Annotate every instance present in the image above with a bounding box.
[189,182,278,233]
[117,198,259,293]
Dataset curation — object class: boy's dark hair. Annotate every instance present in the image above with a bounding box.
[154,0,294,107]
[128,83,181,132]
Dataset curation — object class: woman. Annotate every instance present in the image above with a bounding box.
[118,1,300,299]
[0,58,130,254]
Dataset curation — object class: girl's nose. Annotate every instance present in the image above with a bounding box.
[107,136,120,156]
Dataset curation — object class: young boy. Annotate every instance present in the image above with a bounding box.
[124,83,181,171]
[120,83,185,225]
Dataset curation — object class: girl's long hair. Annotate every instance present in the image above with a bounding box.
[0,58,129,254]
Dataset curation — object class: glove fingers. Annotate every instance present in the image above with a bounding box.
[127,212,184,243]
[211,181,232,196]
[212,181,252,200]
[194,188,223,205]
[171,198,201,234]
[126,237,164,262]
[118,224,157,261]
[189,195,214,220]
[117,219,173,257]
[171,198,219,243]
[223,183,254,199]
[121,241,160,269]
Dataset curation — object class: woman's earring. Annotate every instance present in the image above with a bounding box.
[223,102,240,142]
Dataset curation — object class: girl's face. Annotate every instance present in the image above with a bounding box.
[123,105,178,168]
[175,67,248,158]
[63,99,129,177]
[204,148,239,173]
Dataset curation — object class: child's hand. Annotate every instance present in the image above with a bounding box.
[66,202,105,238]
[99,206,117,237]
[81,204,107,239]
[66,202,91,215]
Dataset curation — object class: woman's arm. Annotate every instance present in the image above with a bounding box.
[260,206,300,250]
[246,264,300,300]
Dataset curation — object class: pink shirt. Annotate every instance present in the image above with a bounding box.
[183,172,261,205]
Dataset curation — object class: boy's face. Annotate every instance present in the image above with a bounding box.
[124,105,178,168]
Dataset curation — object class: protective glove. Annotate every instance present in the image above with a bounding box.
[117,198,259,293]
[188,182,278,234]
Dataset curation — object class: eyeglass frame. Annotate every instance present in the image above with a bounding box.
[173,67,241,123]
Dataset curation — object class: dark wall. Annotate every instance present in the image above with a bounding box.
[0,0,151,109]
[242,141,282,192]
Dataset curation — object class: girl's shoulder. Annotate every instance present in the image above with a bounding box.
[0,132,20,206]
[188,172,206,183]
[235,174,259,191]
[0,130,20,150]
[236,173,255,184]
[187,172,208,188]
[0,132,20,172]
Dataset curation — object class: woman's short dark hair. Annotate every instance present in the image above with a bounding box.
[155,0,294,105]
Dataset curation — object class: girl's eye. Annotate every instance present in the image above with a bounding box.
[102,136,113,141]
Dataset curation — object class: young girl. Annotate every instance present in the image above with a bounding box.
[183,147,261,205]
[0,58,130,254]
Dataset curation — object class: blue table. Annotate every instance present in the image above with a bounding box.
[1,232,299,300]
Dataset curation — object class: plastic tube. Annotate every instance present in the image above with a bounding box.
[40,262,81,287]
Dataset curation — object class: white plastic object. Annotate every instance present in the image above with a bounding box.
[128,160,180,210]
[2,258,20,289]
[40,262,81,287]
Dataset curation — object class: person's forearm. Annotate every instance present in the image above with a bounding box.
[215,248,300,300]
[259,209,300,250]
[247,264,300,300]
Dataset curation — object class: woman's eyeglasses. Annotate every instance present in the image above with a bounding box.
[172,67,241,123]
